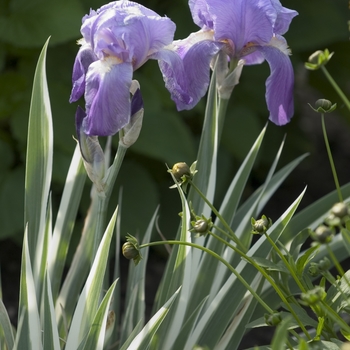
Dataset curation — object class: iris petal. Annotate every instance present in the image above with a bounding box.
[70,44,98,102]
[154,37,221,110]
[84,60,133,136]
[258,36,294,125]
[270,0,299,35]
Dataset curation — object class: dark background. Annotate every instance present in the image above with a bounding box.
[0,0,349,345]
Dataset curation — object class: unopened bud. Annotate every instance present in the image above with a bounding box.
[311,225,333,244]
[251,215,272,234]
[318,257,331,271]
[301,286,326,306]
[308,263,320,277]
[331,202,349,219]
[119,87,144,148]
[75,106,106,193]
[122,234,142,265]
[191,217,212,236]
[171,162,191,181]
[309,99,337,114]
[305,49,334,70]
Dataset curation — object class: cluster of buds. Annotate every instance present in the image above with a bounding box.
[251,215,272,235]
[325,202,350,227]
[122,233,142,265]
[300,286,326,306]
[168,161,197,192]
[305,49,334,70]
[310,202,350,244]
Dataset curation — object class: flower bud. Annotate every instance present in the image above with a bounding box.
[251,215,272,234]
[171,162,191,181]
[119,87,144,148]
[331,202,349,219]
[308,99,337,114]
[301,286,326,306]
[310,225,334,244]
[308,50,324,65]
[264,312,282,326]
[75,106,106,194]
[308,263,320,277]
[191,216,213,236]
[122,234,142,265]
[305,49,334,70]
[318,257,330,271]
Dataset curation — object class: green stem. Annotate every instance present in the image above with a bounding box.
[189,180,247,252]
[140,240,273,314]
[140,239,312,340]
[263,233,307,293]
[205,231,312,340]
[321,66,350,113]
[321,113,343,202]
[319,300,350,334]
[92,143,128,259]
[326,243,344,277]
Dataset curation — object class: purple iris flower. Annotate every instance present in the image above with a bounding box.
[159,0,298,125]
[70,0,176,136]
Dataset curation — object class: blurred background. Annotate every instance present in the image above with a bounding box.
[0,0,349,330]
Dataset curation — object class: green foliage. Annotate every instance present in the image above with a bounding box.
[1,1,350,350]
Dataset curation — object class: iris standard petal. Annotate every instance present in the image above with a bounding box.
[203,0,274,51]
[189,0,214,29]
[258,36,294,125]
[270,0,298,35]
[84,59,133,136]
[70,44,98,102]
[154,37,221,110]
[82,1,175,68]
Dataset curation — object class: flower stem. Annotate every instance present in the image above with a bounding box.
[321,113,343,202]
[140,240,274,314]
[206,231,312,340]
[263,233,307,293]
[189,179,247,252]
[92,143,128,259]
[321,66,350,113]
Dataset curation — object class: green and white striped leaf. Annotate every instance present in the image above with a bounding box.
[79,280,118,350]
[184,125,267,318]
[65,207,118,349]
[42,269,60,350]
[55,191,101,337]
[14,228,42,350]
[120,207,159,345]
[48,144,86,301]
[183,188,306,349]
[125,287,181,350]
[0,298,15,349]
[159,179,193,350]
[24,37,53,295]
